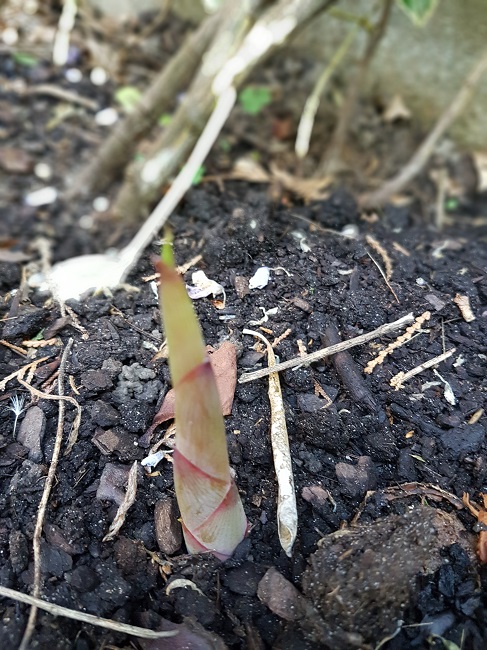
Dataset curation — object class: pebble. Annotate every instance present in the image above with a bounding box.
[89,400,120,427]
[17,406,45,462]
[335,456,376,498]
[80,369,113,392]
[440,423,485,455]
[154,498,182,555]
[25,186,58,206]
[224,561,264,596]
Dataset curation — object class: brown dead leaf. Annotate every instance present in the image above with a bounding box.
[472,151,487,191]
[143,342,237,444]
[269,163,331,202]
[383,94,412,122]
[0,147,34,174]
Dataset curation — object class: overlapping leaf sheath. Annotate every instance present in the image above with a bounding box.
[155,243,247,560]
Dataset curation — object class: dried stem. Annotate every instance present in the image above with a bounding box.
[0,585,176,640]
[239,312,414,383]
[66,9,221,198]
[113,0,339,223]
[317,0,393,175]
[18,339,73,650]
[360,47,487,208]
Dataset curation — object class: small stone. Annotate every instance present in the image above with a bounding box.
[92,428,139,461]
[25,186,58,207]
[96,463,131,505]
[234,275,249,299]
[335,456,376,498]
[0,147,34,174]
[80,369,113,392]
[302,485,331,509]
[17,406,46,462]
[440,423,485,455]
[154,498,182,555]
[90,400,120,427]
[297,394,327,414]
[40,540,72,577]
[224,561,264,596]
[257,567,306,621]
[70,565,100,592]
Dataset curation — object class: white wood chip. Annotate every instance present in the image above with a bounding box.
[102,461,138,542]
[243,329,297,557]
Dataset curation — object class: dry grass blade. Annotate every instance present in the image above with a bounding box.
[103,461,138,542]
[0,585,177,639]
[243,329,297,557]
[0,356,50,391]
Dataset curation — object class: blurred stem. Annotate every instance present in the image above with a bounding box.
[360,47,487,208]
[317,0,393,176]
[295,24,359,160]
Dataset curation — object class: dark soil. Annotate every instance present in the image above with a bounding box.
[1,8,487,650]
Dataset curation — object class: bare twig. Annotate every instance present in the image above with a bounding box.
[317,0,393,175]
[26,84,97,110]
[239,312,414,383]
[295,24,359,159]
[0,585,177,640]
[360,48,487,208]
[113,0,339,223]
[66,8,221,197]
[18,339,73,650]
[103,461,138,542]
[367,252,399,302]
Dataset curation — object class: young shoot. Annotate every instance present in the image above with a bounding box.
[6,394,26,436]
[155,235,247,560]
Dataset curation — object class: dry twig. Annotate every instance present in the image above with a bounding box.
[317,0,393,175]
[0,585,176,640]
[239,312,414,383]
[103,461,138,542]
[18,339,74,650]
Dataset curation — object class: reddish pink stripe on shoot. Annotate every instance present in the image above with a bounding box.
[155,237,247,560]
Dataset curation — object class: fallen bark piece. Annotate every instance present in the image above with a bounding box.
[243,329,297,557]
[453,293,476,322]
[154,498,182,555]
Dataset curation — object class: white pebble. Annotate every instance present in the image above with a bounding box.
[90,66,108,86]
[93,196,109,212]
[34,163,52,180]
[65,68,82,83]
[2,27,18,46]
[25,186,58,207]
[95,107,118,126]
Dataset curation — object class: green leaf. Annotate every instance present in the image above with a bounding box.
[12,52,38,67]
[238,86,272,115]
[32,329,44,341]
[192,165,205,185]
[158,113,172,127]
[397,0,440,27]
[115,86,142,112]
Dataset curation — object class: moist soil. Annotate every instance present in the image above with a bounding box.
[1,13,487,650]
[1,185,487,650]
